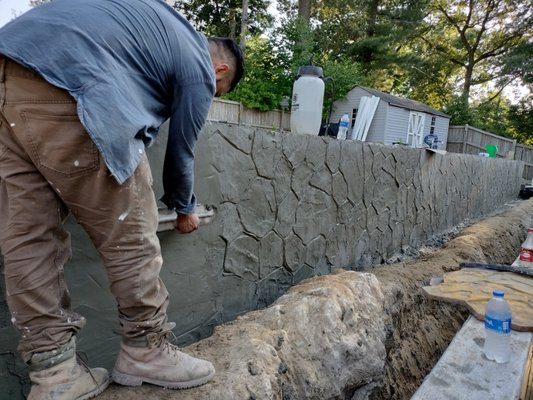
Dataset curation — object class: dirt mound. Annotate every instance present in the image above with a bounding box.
[97,200,533,400]
[371,199,533,399]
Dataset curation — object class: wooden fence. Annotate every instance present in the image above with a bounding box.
[515,143,533,183]
[207,99,291,131]
[447,125,517,158]
[447,124,533,181]
[207,103,533,181]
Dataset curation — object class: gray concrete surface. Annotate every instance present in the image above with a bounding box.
[0,122,525,398]
[412,316,533,400]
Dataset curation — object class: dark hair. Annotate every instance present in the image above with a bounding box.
[208,37,244,92]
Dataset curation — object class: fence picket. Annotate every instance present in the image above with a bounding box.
[206,101,532,182]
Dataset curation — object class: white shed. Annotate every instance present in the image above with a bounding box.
[330,86,450,149]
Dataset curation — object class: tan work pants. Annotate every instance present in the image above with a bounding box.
[0,56,169,362]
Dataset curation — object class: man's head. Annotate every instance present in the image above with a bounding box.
[207,37,244,97]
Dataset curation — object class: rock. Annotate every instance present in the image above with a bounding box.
[99,271,387,400]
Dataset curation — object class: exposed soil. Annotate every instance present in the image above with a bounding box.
[97,200,533,400]
[369,199,532,399]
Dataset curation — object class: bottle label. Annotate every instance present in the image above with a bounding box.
[519,248,533,263]
[485,315,511,333]
[340,121,349,128]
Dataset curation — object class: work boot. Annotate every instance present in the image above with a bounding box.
[112,323,215,389]
[27,337,109,400]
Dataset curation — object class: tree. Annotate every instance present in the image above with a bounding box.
[298,0,312,25]
[173,0,272,42]
[239,0,249,49]
[312,0,428,76]
[420,0,533,108]
[502,42,533,85]
[223,35,293,110]
[507,98,533,144]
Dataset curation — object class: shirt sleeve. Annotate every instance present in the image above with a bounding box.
[160,82,213,213]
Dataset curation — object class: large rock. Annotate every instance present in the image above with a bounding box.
[99,271,387,400]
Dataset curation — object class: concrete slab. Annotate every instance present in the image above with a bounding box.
[412,316,533,400]
[422,268,533,331]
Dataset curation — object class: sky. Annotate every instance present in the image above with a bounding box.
[0,0,31,28]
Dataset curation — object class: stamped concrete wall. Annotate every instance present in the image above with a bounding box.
[0,122,524,398]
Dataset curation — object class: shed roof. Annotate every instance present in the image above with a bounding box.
[357,86,450,118]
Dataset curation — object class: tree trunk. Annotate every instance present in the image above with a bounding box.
[360,0,380,65]
[298,0,311,24]
[239,0,249,50]
[462,66,473,104]
[229,10,236,41]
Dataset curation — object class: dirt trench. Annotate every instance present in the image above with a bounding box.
[97,199,533,400]
[369,199,533,399]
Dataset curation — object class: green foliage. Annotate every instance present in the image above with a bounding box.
[507,98,533,145]
[503,42,533,85]
[313,0,429,75]
[444,93,533,145]
[444,95,473,126]
[320,57,364,119]
[173,0,272,38]
[420,0,532,104]
[223,35,292,111]
[471,99,512,138]
[172,0,532,141]
[224,13,365,113]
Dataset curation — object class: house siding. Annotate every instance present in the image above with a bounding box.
[331,86,450,147]
[330,90,361,127]
[384,105,410,145]
[331,88,386,142]
[434,117,450,150]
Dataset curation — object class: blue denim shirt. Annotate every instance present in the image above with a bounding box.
[0,0,215,213]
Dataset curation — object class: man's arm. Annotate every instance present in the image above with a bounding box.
[160,82,213,231]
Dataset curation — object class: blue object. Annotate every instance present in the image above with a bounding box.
[423,133,440,149]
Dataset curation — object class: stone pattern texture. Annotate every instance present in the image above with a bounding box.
[0,122,524,399]
[96,200,533,400]
[190,123,522,277]
[148,121,522,344]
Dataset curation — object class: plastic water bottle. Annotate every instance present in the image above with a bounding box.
[483,289,512,363]
[337,113,350,140]
[519,228,533,268]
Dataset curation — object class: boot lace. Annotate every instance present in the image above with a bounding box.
[76,353,100,384]
[146,322,180,356]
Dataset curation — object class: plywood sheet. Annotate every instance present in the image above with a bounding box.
[422,268,533,331]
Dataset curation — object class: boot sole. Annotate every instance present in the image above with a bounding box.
[111,368,215,389]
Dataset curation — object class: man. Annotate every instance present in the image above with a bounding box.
[0,0,244,398]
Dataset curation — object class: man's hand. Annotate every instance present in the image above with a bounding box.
[176,212,200,233]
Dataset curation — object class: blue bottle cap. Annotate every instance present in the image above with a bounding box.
[493,289,504,297]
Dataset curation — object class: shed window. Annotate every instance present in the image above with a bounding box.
[351,108,358,127]
[430,116,436,135]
